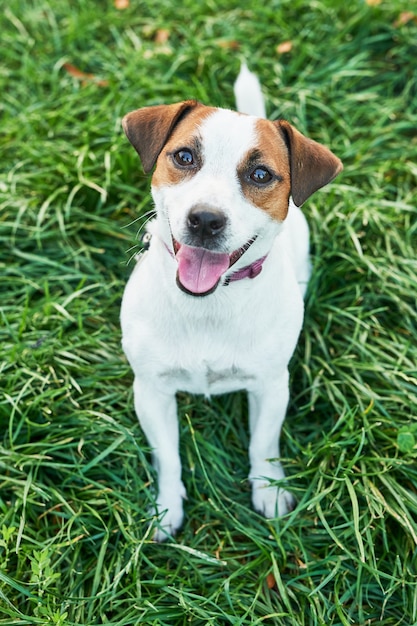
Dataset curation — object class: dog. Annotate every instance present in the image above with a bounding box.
[121,64,342,541]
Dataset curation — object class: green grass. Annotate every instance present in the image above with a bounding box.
[1,0,416,623]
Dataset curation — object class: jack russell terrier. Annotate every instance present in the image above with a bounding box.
[121,64,343,540]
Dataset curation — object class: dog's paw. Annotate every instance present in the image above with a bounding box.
[251,479,295,519]
[151,483,187,542]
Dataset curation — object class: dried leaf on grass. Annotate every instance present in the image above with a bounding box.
[63,63,109,87]
[266,572,277,589]
[142,28,172,58]
[394,12,417,27]
[154,28,170,44]
[217,39,240,50]
[276,40,293,54]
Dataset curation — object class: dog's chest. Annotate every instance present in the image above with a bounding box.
[144,302,259,395]
[158,358,257,396]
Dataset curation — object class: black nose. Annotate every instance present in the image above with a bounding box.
[187,205,226,243]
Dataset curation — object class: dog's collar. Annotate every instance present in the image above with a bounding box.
[223,255,267,286]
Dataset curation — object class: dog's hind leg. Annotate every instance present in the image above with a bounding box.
[133,377,186,541]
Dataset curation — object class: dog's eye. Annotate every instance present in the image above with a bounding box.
[250,167,272,185]
[250,167,273,184]
[174,149,194,167]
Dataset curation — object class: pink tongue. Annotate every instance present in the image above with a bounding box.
[176,244,230,294]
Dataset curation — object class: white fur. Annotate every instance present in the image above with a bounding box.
[121,71,311,541]
[234,63,267,118]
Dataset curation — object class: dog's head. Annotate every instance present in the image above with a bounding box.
[123,101,342,296]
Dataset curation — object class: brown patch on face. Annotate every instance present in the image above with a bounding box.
[238,119,291,222]
[152,106,217,188]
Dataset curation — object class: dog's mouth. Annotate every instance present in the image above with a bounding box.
[173,236,257,296]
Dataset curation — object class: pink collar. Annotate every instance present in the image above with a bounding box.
[223,255,267,286]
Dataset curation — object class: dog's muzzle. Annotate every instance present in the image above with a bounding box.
[168,205,260,297]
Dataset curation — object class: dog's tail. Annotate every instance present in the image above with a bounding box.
[233,63,266,118]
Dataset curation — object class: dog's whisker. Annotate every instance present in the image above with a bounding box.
[122,209,156,232]
[135,214,156,238]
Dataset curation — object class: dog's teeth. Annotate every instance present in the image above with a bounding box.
[229,235,257,267]
[172,238,181,254]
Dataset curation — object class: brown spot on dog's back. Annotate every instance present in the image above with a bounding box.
[238,119,291,222]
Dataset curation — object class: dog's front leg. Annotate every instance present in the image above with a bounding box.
[133,377,186,541]
[248,370,295,518]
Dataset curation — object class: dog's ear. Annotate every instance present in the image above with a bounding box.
[275,120,343,207]
[122,100,200,174]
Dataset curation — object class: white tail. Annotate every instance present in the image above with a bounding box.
[233,63,266,118]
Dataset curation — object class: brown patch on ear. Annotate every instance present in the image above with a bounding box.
[122,100,201,173]
[275,120,343,206]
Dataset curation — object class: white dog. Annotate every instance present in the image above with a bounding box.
[121,65,342,540]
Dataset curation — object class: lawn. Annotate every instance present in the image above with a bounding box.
[1,0,416,624]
